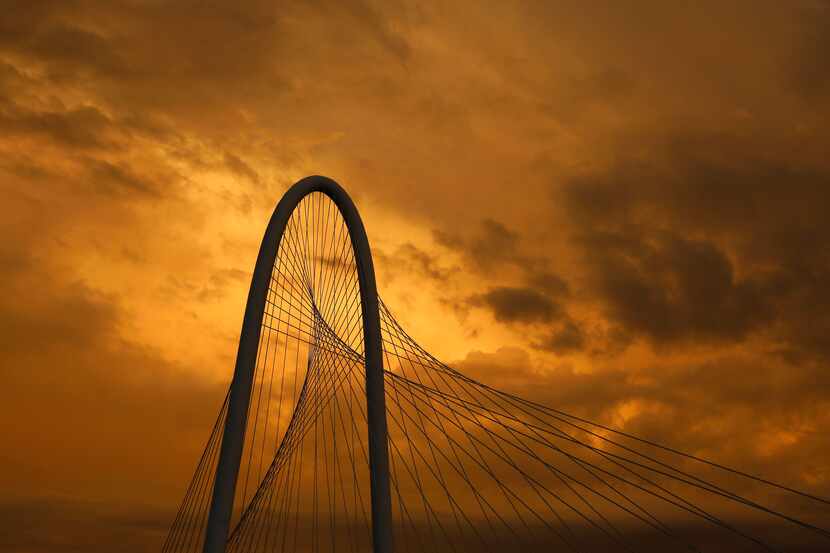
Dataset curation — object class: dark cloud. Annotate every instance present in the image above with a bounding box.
[563,136,830,254]
[527,271,570,297]
[224,152,261,185]
[560,133,830,357]
[579,231,776,344]
[470,286,560,324]
[1,1,829,550]
[533,320,586,354]
[434,219,521,272]
[435,218,575,331]
[85,157,164,197]
[28,23,126,78]
[0,103,120,151]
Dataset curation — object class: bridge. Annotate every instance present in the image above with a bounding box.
[161,176,828,553]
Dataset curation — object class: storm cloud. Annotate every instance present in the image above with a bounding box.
[1,1,829,551]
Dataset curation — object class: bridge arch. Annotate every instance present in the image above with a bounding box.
[203,176,393,553]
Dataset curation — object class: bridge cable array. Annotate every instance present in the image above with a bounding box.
[163,189,829,553]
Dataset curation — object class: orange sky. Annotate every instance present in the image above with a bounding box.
[1,1,829,551]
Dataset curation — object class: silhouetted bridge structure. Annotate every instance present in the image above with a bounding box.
[162,177,829,553]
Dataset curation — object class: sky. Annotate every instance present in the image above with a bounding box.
[1,1,829,551]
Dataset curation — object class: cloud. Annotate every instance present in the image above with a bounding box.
[198,267,250,302]
[224,152,261,185]
[452,345,830,503]
[0,103,121,151]
[559,131,830,358]
[376,241,458,284]
[0,140,228,549]
[578,230,775,344]
[0,237,226,505]
[533,320,586,354]
[1,1,830,550]
[85,157,165,197]
[469,286,561,324]
[788,2,830,103]
[527,271,570,297]
[434,219,522,272]
[0,497,169,553]
[434,218,577,337]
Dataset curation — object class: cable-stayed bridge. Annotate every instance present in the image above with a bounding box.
[162,176,829,553]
